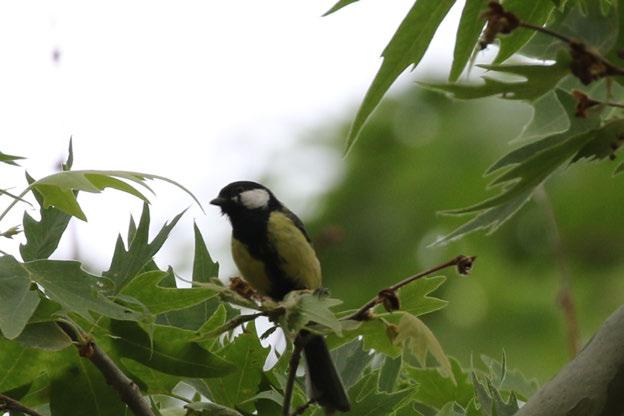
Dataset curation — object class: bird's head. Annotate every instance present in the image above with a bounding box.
[210,181,278,216]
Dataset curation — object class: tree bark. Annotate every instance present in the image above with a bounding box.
[517,305,624,416]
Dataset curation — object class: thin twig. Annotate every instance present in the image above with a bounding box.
[0,393,45,416]
[535,187,580,357]
[282,334,306,416]
[518,21,574,44]
[57,321,155,416]
[290,398,317,415]
[200,311,266,339]
[346,255,475,321]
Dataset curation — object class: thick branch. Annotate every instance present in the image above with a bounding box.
[57,321,155,416]
[282,333,305,416]
[517,305,624,415]
[346,255,475,321]
[0,393,45,416]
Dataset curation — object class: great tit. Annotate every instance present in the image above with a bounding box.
[210,181,350,414]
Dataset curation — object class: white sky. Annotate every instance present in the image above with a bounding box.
[0,0,468,277]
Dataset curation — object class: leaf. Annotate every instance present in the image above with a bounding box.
[185,402,244,416]
[0,335,59,392]
[281,291,343,336]
[121,358,181,394]
[192,222,219,283]
[120,270,217,315]
[614,162,624,176]
[394,313,453,381]
[23,258,145,322]
[342,373,413,416]
[15,322,72,351]
[203,323,268,413]
[378,355,402,392]
[105,203,185,292]
[435,89,609,244]
[471,374,519,416]
[332,338,372,388]
[480,354,538,400]
[0,150,25,166]
[323,0,360,16]
[50,359,126,416]
[110,320,235,378]
[346,0,457,153]
[406,358,474,409]
[494,0,555,63]
[29,169,201,221]
[398,275,448,316]
[0,256,40,339]
[572,119,624,163]
[449,0,489,82]
[422,52,570,101]
[516,91,569,141]
[20,173,72,262]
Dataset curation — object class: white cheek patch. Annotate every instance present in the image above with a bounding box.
[239,189,270,209]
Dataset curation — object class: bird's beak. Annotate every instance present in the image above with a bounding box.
[210,197,228,207]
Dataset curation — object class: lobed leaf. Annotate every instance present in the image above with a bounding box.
[405,358,473,409]
[449,0,489,82]
[28,169,201,221]
[422,52,570,101]
[397,275,448,316]
[323,0,360,16]
[346,0,457,153]
[110,320,235,378]
[120,270,217,315]
[0,150,25,166]
[0,256,41,339]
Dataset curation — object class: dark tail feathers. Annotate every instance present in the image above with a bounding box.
[302,332,350,414]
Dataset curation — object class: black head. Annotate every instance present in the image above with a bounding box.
[210,181,280,216]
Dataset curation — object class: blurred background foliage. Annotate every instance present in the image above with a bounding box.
[265,85,624,382]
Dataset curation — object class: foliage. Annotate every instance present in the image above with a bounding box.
[0,144,534,415]
[333,0,624,242]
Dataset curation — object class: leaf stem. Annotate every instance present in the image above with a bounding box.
[346,255,475,321]
[0,393,45,416]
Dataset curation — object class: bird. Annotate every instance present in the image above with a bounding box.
[210,180,350,414]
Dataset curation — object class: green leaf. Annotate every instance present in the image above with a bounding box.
[105,204,185,292]
[15,322,72,351]
[480,354,538,400]
[406,358,474,409]
[343,373,413,416]
[494,0,555,63]
[422,52,570,101]
[50,359,126,416]
[29,169,201,221]
[23,258,145,322]
[203,323,268,413]
[0,256,40,339]
[346,0,457,153]
[0,150,25,166]
[120,270,217,315]
[192,222,219,283]
[471,374,519,416]
[281,291,343,336]
[378,355,402,393]
[394,313,453,381]
[185,402,244,416]
[121,358,180,394]
[323,0,359,16]
[332,338,372,388]
[516,91,569,141]
[0,335,59,392]
[449,0,489,82]
[398,275,447,316]
[20,174,72,261]
[110,320,235,378]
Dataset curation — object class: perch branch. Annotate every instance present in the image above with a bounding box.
[282,333,306,416]
[57,320,155,416]
[0,393,45,416]
[346,255,475,321]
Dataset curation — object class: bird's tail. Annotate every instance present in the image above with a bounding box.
[301,332,350,414]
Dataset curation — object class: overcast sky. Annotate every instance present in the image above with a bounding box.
[0,0,468,277]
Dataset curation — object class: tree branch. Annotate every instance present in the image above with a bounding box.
[57,320,155,416]
[0,393,45,416]
[346,255,475,321]
[282,333,306,416]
